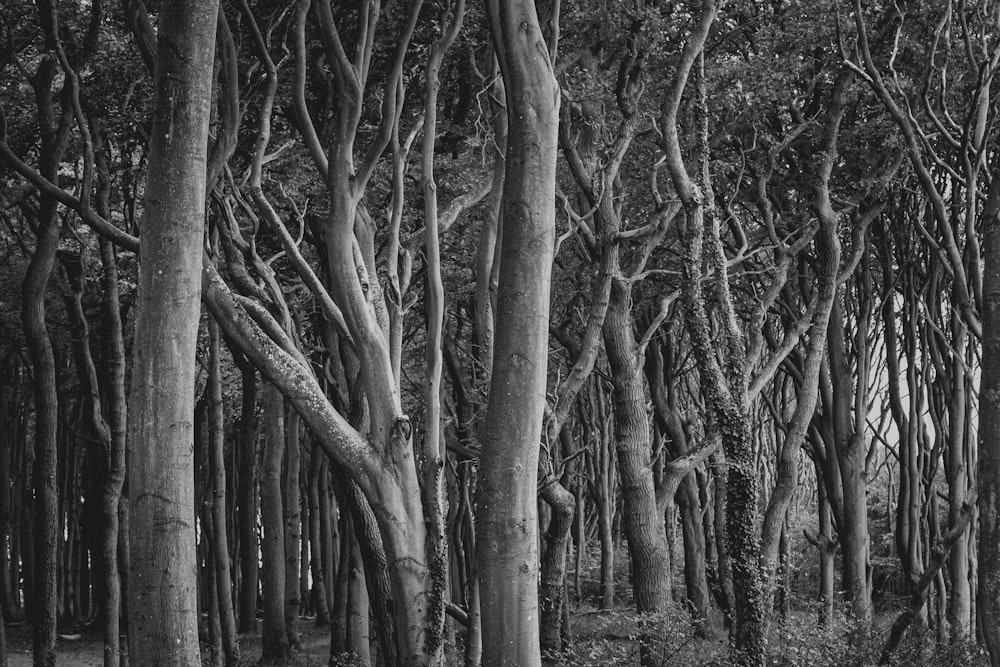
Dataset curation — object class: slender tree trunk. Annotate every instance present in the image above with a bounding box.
[539,476,574,659]
[260,383,290,663]
[476,3,559,665]
[23,204,60,667]
[308,447,331,625]
[208,319,240,666]
[946,315,972,639]
[22,50,63,665]
[828,301,872,625]
[283,408,302,651]
[347,538,371,666]
[127,3,218,664]
[814,462,835,628]
[97,148,128,666]
[234,355,259,634]
[677,477,711,635]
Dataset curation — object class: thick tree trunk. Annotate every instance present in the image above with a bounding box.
[476,3,559,665]
[127,2,218,664]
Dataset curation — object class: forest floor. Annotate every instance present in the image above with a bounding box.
[2,605,993,666]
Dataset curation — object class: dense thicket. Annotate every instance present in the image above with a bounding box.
[1,1,999,666]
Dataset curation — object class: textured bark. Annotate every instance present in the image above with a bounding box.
[979,170,1000,667]
[539,470,574,659]
[603,279,671,613]
[126,2,218,664]
[476,2,559,664]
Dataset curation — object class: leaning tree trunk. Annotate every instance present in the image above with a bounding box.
[127,1,219,663]
[476,2,559,665]
[978,169,1000,667]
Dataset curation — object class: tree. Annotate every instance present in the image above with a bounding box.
[126,1,219,663]
[475,1,560,664]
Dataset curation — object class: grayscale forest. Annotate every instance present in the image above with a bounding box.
[0,1,998,666]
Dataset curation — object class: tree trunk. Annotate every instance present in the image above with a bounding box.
[96,148,128,666]
[234,354,259,634]
[347,538,371,666]
[603,279,671,613]
[260,383,290,663]
[127,3,219,664]
[23,205,60,667]
[284,408,302,651]
[828,300,872,625]
[946,314,972,639]
[539,477,574,659]
[476,3,559,665]
[22,54,63,667]
[208,319,240,666]
[308,447,331,625]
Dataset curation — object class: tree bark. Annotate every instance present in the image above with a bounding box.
[476,2,559,665]
[603,279,671,613]
[126,2,219,664]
